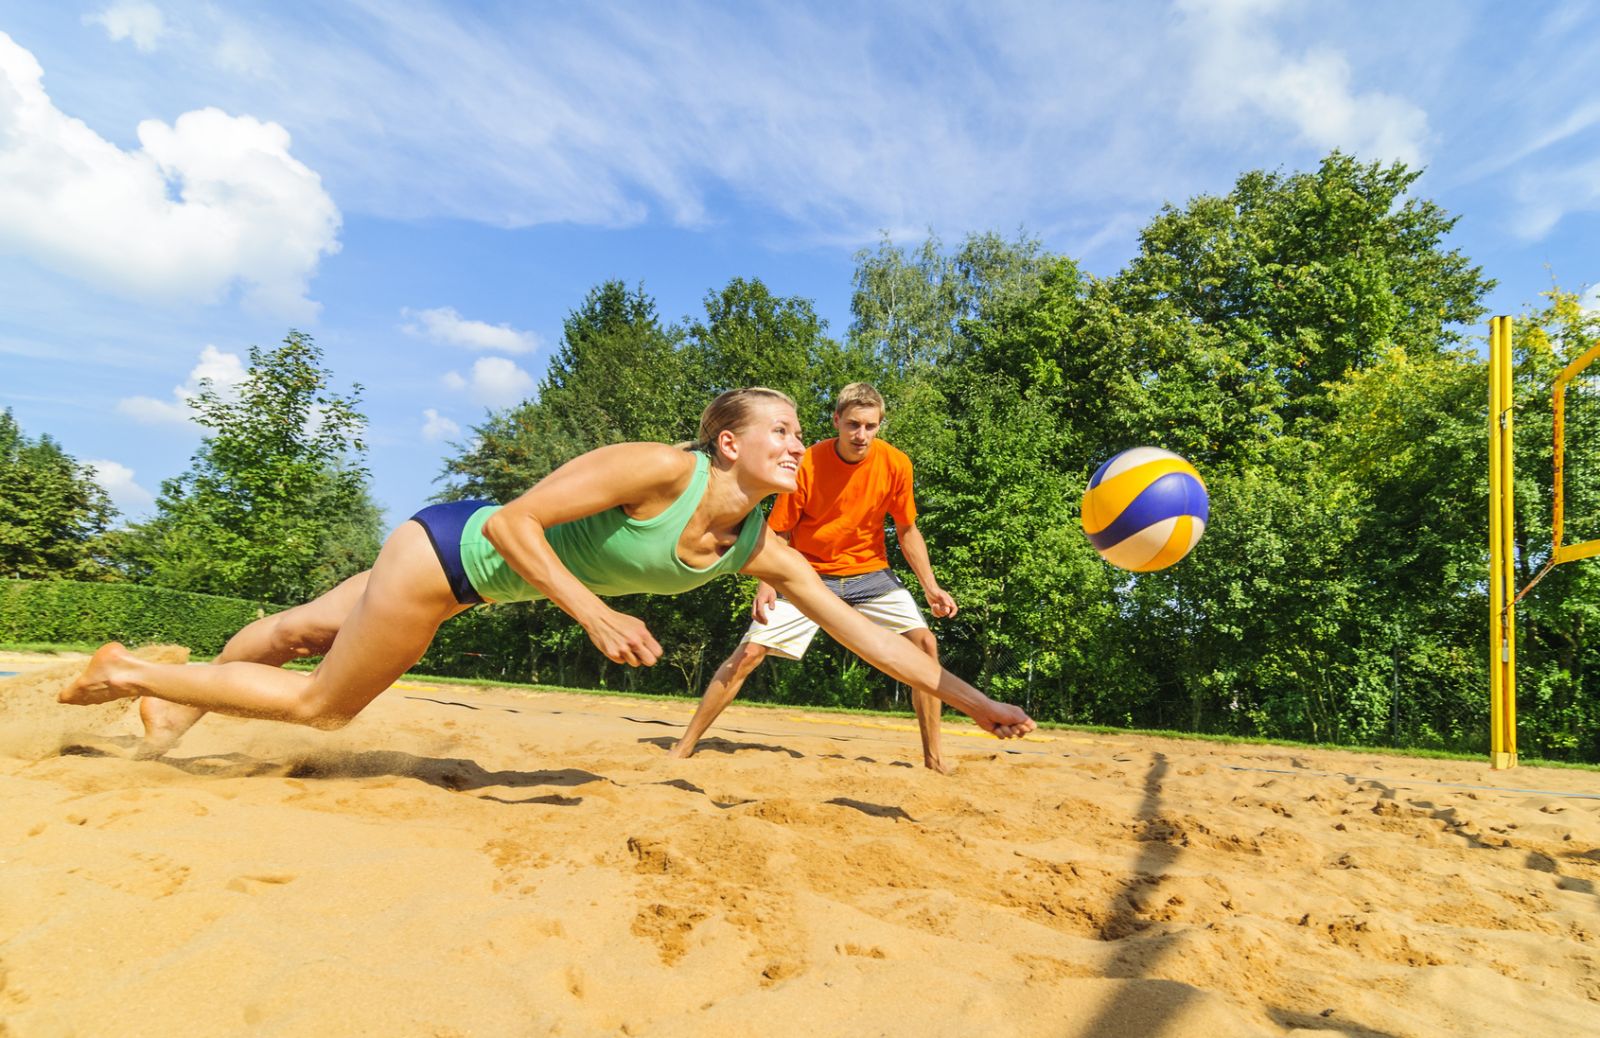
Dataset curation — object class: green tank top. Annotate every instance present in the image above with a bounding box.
[458,451,764,604]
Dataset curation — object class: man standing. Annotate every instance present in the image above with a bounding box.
[669,383,960,772]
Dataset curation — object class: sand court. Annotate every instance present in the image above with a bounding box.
[2,649,1598,1036]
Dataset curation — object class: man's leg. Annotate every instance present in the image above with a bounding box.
[670,595,820,758]
[903,627,949,773]
[669,641,771,758]
[853,582,948,773]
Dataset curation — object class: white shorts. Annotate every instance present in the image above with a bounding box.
[741,586,928,661]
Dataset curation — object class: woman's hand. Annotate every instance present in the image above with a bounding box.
[583,605,664,666]
[743,531,1035,737]
[485,443,692,649]
[972,700,1035,739]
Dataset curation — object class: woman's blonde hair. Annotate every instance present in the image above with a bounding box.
[686,387,797,454]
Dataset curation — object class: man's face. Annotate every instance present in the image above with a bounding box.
[831,404,883,463]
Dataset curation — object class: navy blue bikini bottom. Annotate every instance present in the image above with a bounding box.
[409,499,494,605]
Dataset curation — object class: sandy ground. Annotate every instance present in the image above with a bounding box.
[2,648,1598,1038]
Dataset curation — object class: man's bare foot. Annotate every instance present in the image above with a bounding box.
[136,698,207,758]
[666,740,696,760]
[58,642,140,705]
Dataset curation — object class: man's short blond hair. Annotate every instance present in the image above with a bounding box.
[833,382,885,416]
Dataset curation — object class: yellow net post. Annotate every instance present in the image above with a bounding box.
[1488,316,1517,770]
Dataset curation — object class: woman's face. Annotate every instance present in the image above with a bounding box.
[729,402,805,493]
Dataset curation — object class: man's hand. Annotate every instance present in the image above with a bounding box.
[925,585,958,618]
[751,582,779,624]
[583,605,663,666]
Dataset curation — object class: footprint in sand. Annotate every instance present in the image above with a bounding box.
[226,873,296,894]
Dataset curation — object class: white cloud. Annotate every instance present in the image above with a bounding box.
[421,408,462,442]
[188,4,1183,241]
[443,357,535,409]
[214,26,273,77]
[0,32,340,317]
[117,345,246,425]
[115,396,192,425]
[44,4,1465,252]
[1512,155,1600,241]
[85,2,167,53]
[1581,285,1600,317]
[1177,0,1428,168]
[85,458,155,515]
[1465,101,1600,184]
[402,306,539,354]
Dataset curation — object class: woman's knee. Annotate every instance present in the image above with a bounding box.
[268,611,340,659]
[281,686,364,729]
[305,709,357,731]
[266,665,377,729]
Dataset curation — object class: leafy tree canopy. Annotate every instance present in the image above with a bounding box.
[0,409,116,580]
[113,331,379,604]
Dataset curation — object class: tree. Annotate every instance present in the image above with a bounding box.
[440,281,696,502]
[1114,151,1492,424]
[0,409,117,580]
[115,331,379,604]
[849,230,1053,381]
[685,276,864,436]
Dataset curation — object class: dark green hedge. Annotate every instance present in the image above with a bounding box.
[417,602,538,682]
[0,579,280,656]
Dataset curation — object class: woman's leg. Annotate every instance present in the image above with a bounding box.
[64,523,467,728]
[138,572,374,752]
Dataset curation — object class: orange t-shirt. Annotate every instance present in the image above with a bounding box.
[768,439,918,576]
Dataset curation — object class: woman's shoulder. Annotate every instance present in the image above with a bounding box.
[586,441,698,476]
[534,442,698,506]
[593,442,700,510]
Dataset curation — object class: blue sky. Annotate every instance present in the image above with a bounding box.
[2,0,1597,526]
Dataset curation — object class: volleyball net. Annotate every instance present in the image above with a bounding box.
[1490,316,1600,769]
[1552,339,1600,563]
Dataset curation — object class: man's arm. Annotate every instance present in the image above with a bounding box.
[897,522,957,618]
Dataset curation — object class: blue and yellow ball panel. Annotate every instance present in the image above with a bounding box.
[1081,447,1208,572]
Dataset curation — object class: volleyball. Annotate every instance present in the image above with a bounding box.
[1081,448,1208,572]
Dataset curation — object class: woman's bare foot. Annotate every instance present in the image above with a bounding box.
[136,698,208,758]
[58,642,141,705]
[924,755,955,775]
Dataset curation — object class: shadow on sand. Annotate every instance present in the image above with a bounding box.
[61,741,607,796]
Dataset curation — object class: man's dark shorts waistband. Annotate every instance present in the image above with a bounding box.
[810,567,906,606]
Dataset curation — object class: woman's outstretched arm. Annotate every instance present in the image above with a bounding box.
[740,528,1034,738]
